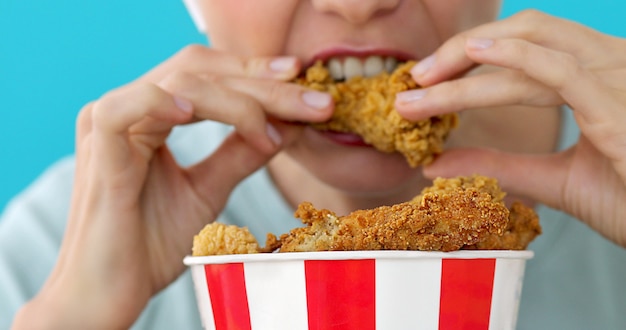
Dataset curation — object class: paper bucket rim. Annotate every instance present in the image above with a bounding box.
[184,250,534,265]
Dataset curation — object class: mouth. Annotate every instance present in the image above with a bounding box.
[324,55,400,81]
[300,50,414,148]
[307,48,413,82]
[316,129,370,147]
[316,55,406,146]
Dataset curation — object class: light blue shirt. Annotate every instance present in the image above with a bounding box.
[1,113,626,329]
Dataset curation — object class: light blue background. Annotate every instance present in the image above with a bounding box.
[1,0,625,211]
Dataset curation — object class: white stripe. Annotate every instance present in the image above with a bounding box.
[190,265,216,330]
[244,260,309,330]
[489,259,527,330]
[376,259,442,329]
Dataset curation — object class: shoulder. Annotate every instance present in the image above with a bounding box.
[1,156,76,235]
[0,156,76,328]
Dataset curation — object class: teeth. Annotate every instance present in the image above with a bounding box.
[327,58,343,81]
[324,55,400,81]
[364,56,384,77]
[384,57,398,74]
[343,56,362,80]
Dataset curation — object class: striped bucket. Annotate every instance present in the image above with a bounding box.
[184,250,532,330]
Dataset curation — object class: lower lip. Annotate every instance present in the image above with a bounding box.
[318,130,371,147]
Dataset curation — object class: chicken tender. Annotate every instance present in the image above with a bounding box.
[296,61,458,167]
[278,175,510,252]
[464,201,542,250]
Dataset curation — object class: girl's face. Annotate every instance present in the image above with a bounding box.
[198,0,502,194]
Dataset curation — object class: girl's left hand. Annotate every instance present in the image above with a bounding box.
[395,10,626,247]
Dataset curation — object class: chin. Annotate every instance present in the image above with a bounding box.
[285,128,428,196]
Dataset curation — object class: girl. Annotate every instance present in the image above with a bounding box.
[5,1,626,328]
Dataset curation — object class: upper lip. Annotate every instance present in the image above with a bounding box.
[304,45,416,69]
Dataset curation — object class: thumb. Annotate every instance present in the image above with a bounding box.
[423,148,568,209]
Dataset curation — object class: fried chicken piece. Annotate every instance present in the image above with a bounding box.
[192,223,260,256]
[464,202,542,250]
[295,61,458,167]
[278,175,510,252]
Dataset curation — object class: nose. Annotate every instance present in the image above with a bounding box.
[312,0,401,24]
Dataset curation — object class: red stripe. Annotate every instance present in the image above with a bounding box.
[305,259,376,330]
[439,258,496,330]
[204,263,251,330]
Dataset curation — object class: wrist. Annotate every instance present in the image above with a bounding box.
[12,295,69,330]
[11,284,138,330]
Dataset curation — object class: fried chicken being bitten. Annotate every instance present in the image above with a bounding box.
[296,61,458,167]
[279,175,510,252]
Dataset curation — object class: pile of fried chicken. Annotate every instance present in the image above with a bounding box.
[192,175,542,256]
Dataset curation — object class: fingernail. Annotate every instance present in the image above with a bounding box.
[396,89,427,103]
[411,54,436,77]
[302,91,332,110]
[467,38,494,50]
[269,56,298,72]
[173,96,193,113]
[266,123,282,146]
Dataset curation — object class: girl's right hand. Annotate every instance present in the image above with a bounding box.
[13,45,333,329]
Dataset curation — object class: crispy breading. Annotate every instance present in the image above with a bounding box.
[414,175,506,204]
[296,61,458,167]
[278,175,510,252]
[464,202,542,250]
[192,223,260,256]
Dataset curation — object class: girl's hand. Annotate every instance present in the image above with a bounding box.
[14,46,332,329]
[395,10,626,247]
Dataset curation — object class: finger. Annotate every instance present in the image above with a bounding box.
[220,76,334,121]
[413,10,608,86]
[158,72,332,151]
[76,102,96,143]
[185,120,304,214]
[465,37,626,150]
[395,68,562,120]
[91,83,194,175]
[138,45,301,83]
[422,147,568,210]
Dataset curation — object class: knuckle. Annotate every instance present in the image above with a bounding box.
[91,83,164,128]
[266,80,285,105]
[135,83,167,105]
[513,9,547,24]
[233,96,264,131]
[444,79,465,97]
[241,57,259,76]
[560,52,579,70]
[509,9,547,39]
[92,88,121,122]
[76,101,95,129]
[556,53,582,88]
[431,81,462,112]
[176,44,212,61]
[160,70,197,92]
[202,73,225,86]
[77,101,95,122]
[509,40,530,60]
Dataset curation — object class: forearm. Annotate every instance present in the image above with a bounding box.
[11,283,142,330]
